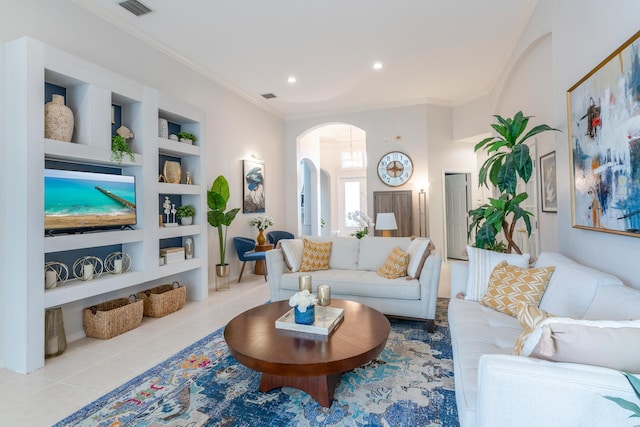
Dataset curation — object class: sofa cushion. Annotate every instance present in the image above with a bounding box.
[300,239,332,272]
[357,237,411,271]
[513,302,554,355]
[327,237,360,270]
[522,318,640,373]
[377,247,409,279]
[280,239,303,272]
[406,237,432,279]
[583,284,640,320]
[535,252,624,318]
[480,262,555,317]
[465,246,530,301]
[279,270,421,300]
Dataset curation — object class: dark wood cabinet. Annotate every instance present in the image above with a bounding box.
[373,190,413,236]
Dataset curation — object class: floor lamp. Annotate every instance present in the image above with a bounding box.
[419,188,427,237]
[376,212,397,237]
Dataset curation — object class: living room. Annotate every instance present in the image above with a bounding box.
[1,0,640,424]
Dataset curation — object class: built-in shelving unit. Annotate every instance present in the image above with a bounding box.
[0,37,208,373]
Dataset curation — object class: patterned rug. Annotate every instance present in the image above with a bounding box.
[56,299,458,426]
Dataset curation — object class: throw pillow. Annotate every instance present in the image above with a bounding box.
[406,237,433,279]
[521,318,640,373]
[480,262,555,317]
[513,301,554,356]
[299,239,332,272]
[280,239,303,272]
[465,246,530,301]
[376,246,410,279]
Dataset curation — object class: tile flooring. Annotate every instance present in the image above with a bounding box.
[0,276,271,427]
[0,262,453,426]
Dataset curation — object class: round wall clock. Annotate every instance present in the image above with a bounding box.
[377,151,414,187]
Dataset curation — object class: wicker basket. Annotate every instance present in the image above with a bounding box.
[83,296,143,339]
[137,282,186,318]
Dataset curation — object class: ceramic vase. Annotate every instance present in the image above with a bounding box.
[180,217,193,226]
[257,229,266,245]
[294,305,315,325]
[216,264,230,291]
[44,94,74,142]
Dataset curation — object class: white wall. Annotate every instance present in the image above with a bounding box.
[0,0,285,289]
[488,0,640,287]
[286,103,478,255]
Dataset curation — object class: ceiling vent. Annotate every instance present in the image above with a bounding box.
[261,93,277,99]
[119,0,152,17]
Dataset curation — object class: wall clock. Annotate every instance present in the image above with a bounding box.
[377,151,414,187]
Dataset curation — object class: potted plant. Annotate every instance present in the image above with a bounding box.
[207,175,240,278]
[177,131,197,145]
[288,290,318,325]
[111,135,135,163]
[468,111,559,254]
[176,205,195,225]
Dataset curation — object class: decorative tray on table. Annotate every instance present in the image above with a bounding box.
[275,306,344,335]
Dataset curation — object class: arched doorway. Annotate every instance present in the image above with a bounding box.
[296,123,366,237]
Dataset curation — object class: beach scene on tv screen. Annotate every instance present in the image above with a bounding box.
[44,169,137,230]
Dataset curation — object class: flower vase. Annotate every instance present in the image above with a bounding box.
[44,94,74,142]
[294,305,315,325]
[257,229,266,245]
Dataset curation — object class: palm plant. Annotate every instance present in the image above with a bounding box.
[468,111,559,254]
[207,175,240,267]
[604,372,640,419]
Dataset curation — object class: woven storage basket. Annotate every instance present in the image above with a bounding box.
[137,282,186,318]
[83,297,143,339]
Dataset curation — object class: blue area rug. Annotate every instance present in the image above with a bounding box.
[56,299,458,426]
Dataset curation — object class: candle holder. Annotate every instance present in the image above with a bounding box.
[44,262,69,289]
[299,275,312,292]
[105,251,131,274]
[72,256,104,281]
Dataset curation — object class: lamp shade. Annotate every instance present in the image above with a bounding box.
[376,213,397,236]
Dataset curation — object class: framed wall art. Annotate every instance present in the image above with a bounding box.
[540,151,557,213]
[567,30,640,236]
[242,159,265,213]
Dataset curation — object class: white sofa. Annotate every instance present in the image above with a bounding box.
[449,251,640,427]
[265,236,441,331]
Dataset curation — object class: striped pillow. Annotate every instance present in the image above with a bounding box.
[465,246,530,301]
[280,239,303,272]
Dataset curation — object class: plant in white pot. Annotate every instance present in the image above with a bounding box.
[207,175,240,278]
[176,205,195,225]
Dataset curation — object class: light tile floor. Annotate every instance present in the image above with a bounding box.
[0,262,454,427]
[0,275,271,427]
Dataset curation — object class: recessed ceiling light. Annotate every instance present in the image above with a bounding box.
[288,76,297,83]
[373,62,383,70]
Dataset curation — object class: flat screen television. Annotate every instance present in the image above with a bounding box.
[44,168,137,233]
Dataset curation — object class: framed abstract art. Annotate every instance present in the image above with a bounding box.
[242,159,265,213]
[567,30,640,236]
[540,151,557,213]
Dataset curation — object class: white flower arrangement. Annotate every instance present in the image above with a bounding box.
[347,210,375,239]
[249,215,274,230]
[288,289,318,312]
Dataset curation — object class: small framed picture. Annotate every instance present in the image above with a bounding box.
[540,151,557,213]
[243,159,265,213]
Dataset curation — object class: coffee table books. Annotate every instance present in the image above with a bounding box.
[275,306,344,335]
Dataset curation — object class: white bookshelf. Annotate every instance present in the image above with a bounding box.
[0,37,208,373]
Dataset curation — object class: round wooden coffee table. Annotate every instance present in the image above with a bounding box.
[224,299,391,407]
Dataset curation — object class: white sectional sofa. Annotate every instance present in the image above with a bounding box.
[265,236,441,331]
[449,250,640,427]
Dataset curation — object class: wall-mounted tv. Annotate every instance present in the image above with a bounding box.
[44,168,137,233]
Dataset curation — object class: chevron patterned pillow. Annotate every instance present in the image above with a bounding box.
[480,261,555,317]
[513,301,554,355]
[299,239,332,272]
[377,246,410,279]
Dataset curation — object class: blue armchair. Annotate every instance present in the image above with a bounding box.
[266,230,295,246]
[233,237,267,282]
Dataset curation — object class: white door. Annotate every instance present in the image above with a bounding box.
[445,173,470,260]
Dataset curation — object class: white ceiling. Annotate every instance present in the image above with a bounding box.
[73,0,536,119]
